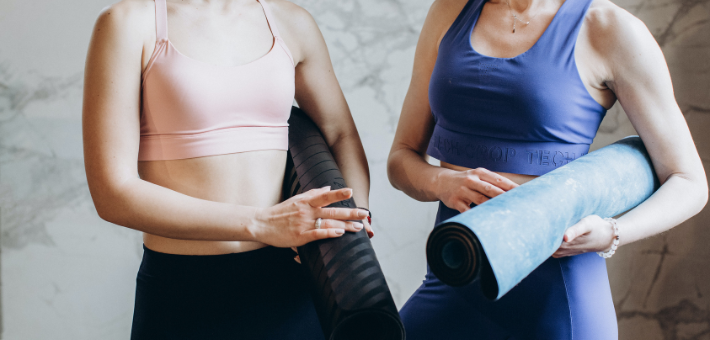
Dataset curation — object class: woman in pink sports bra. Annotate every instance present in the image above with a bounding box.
[82,0,370,338]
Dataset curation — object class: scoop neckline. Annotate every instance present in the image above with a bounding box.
[166,37,278,69]
[468,0,570,60]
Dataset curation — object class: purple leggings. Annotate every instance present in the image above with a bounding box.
[400,202,618,340]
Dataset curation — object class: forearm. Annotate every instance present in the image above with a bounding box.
[388,147,446,202]
[329,132,370,208]
[93,177,258,241]
[616,174,708,246]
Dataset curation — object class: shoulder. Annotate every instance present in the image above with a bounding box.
[259,0,324,64]
[96,0,154,28]
[426,0,469,28]
[419,0,469,49]
[583,0,665,82]
[93,0,154,43]
[429,0,469,17]
[584,0,657,57]
[262,0,318,36]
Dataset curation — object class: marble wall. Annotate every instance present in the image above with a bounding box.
[0,0,707,339]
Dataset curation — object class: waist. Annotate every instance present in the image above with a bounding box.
[139,150,286,255]
[441,161,538,186]
[139,244,297,279]
[139,126,288,161]
[427,124,590,176]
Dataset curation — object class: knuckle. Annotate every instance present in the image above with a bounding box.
[296,208,310,219]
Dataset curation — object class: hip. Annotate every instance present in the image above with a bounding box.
[132,245,324,339]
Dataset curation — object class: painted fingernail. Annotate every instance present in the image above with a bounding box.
[354,222,363,230]
[335,229,345,235]
[341,189,352,197]
[357,210,368,217]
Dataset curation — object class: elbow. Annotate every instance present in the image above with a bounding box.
[691,185,708,219]
[386,150,402,191]
[86,178,129,226]
[673,171,709,216]
[697,179,709,212]
[90,190,120,225]
[689,168,708,213]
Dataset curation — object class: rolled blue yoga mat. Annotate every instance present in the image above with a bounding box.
[426,136,659,300]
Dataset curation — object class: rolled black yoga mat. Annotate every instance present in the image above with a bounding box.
[283,106,405,340]
[426,136,660,300]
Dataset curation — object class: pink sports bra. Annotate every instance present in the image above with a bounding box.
[139,0,295,161]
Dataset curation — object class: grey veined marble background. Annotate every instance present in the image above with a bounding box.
[0,0,708,339]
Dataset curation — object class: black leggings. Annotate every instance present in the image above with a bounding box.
[130,245,325,340]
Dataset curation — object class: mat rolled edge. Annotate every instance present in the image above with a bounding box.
[284,107,405,340]
[427,136,659,300]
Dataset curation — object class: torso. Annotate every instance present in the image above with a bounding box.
[137,0,296,255]
[435,0,619,182]
[138,152,285,255]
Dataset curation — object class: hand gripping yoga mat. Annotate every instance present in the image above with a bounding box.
[283,107,405,340]
[426,136,659,300]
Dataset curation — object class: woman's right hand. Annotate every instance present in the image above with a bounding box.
[435,168,519,213]
[252,187,369,248]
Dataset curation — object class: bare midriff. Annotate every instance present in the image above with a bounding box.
[440,161,539,186]
[138,149,287,255]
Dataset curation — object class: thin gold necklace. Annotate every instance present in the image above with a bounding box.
[505,0,539,33]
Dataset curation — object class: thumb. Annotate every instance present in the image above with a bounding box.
[564,220,591,242]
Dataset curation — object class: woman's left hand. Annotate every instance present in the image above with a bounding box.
[552,215,615,258]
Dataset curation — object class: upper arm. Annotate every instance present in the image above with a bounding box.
[268,1,355,145]
[389,0,466,157]
[596,6,706,184]
[82,1,151,205]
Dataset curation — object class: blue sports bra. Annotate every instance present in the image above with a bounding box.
[427,0,606,176]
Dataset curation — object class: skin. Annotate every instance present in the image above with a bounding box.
[83,0,372,256]
[387,0,708,258]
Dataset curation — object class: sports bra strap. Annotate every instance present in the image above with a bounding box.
[154,0,168,41]
[257,0,281,38]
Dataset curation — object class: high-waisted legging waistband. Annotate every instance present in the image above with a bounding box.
[131,245,325,340]
[138,244,294,279]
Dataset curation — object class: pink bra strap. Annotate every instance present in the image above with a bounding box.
[257,0,281,38]
[154,0,168,41]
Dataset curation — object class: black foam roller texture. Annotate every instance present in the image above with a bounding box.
[283,107,405,340]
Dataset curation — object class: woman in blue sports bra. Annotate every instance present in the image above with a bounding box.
[387,0,707,338]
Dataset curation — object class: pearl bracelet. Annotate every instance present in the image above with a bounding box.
[597,218,620,258]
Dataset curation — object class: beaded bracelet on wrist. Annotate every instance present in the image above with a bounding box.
[597,218,620,259]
